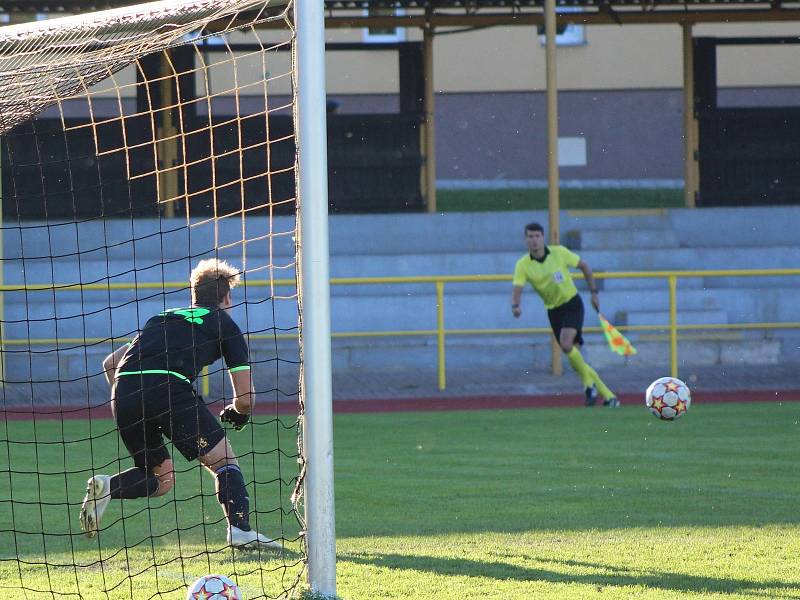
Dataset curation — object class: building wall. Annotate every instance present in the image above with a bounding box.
[24,13,800,187]
[323,21,800,185]
[434,89,684,182]
[329,86,800,183]
[323,21,800,92]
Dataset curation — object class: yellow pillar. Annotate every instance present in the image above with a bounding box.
[423,21,437,213]
[436,280,446,390]
[682,24,698,208]
[669,275,678,377]
[158,51,178,218]
[544,0,562,376]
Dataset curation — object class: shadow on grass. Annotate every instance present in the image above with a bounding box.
[339,552,800,598]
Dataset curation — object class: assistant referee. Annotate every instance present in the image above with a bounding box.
[511,222,619,407]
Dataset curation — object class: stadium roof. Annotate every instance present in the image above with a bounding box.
[2,0,800,25]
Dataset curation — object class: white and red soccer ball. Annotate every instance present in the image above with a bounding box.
[186,574,241,600]
[645,376,691,421]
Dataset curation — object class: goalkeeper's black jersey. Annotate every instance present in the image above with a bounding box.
[117,305,249,384]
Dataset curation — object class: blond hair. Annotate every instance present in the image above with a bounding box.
[190,259,241,305]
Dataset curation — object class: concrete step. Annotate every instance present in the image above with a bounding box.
[565,228,679,251]
[563,209,672,230]
[601,277,705,290]
[670,206,800,248]
[334,247,800,279]
[618,309,729,327]
[3,335,787,406]
[3,264,790,300]
[7,207,800,265]
[3,217,298,261]
[578,246,800,272]
[700,275,800,289]
[327,333,781,372]
[13,283,796,340]
[1,256,297,287]
[0,296,300,341]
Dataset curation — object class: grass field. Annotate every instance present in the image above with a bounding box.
[437,188,685,212]
[2,401,800,599]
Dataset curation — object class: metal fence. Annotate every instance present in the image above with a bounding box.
[1,268,799,392]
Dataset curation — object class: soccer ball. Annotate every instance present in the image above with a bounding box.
[645,376,691,421]
[186,574,241,600]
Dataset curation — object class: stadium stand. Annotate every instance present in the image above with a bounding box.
[3,204,798,406]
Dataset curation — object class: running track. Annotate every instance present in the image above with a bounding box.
[3,389,800,420]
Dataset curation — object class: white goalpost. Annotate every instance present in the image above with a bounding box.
[295,0,337,596]
[0,0,336,596]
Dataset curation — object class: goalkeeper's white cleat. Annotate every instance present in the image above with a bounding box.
[79,474,111,538]
[228,525,282,550]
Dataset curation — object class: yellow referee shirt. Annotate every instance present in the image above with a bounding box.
[513,245,580,309]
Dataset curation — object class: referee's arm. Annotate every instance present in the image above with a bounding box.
[577,259,600,312]
[511,260,526,318]
[511,285,523,317]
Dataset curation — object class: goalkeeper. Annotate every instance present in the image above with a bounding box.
[511,222,619,407]
[79,258,279,549]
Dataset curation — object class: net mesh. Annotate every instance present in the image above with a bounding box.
[0,0,306,597]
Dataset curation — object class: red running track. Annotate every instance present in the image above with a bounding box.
[3,389,800,420]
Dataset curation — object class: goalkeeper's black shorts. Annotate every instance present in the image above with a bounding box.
[547,293,584,346]
[111,373,225,470]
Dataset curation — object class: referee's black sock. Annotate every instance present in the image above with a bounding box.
[110,467,159,499]
[215,464,250,531]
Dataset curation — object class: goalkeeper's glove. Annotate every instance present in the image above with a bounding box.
[219,404,250,431]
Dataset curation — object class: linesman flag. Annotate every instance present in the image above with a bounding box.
[597,313,637,356]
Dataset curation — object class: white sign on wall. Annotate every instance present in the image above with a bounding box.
[558,137,587,167]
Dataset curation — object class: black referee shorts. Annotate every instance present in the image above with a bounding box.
[111,374,226,470]
[547,293,585,346]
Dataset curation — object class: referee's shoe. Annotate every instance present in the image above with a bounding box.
[584,384,598,406]
[79,474,111,538]
[228,525,282,550]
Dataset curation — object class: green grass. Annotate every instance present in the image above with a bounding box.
[437,188,685,212]
[3,402,800,598]
[0,416,305,599]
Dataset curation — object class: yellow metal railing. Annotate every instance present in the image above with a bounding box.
[1,268,798,392]
[323,269,800,389]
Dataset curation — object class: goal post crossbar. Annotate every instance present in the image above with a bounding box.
[0,0,289,135]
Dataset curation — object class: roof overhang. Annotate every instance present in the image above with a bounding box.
[2,0,800,25]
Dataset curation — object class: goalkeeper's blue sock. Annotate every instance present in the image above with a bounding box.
[216,464,250,531]
[110,467,159,499]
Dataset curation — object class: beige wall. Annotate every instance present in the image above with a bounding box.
[432,24,684,91]
[70,19,800,99]
[324,21,800,93]
[326,51,399,94]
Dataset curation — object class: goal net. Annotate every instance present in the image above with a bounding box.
[0,0,308,597]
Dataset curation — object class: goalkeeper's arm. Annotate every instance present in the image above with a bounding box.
[102,343,129,385]
[228,367,254,414]
[220,367,254,430]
